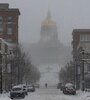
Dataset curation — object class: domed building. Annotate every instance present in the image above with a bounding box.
[29,10,71,66]
[28,11,71,85]
[40,10,58,42]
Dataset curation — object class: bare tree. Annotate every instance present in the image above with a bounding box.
[17,44,41,84]
[59,61,75,84]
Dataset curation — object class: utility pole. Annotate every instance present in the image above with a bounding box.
[81,58,84,91]
[80,48,85,91]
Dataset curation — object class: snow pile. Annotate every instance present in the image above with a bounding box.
[0,94,11,100]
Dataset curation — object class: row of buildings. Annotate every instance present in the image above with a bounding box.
[0,3,20,92]
[72,29,90,90]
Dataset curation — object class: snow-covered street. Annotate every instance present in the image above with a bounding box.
[9,88,90,100]
[0,88,90,100]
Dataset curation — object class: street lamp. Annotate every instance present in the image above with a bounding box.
[79,47,85,91]
[9,51,15,89]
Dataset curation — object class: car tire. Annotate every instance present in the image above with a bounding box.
[73,92,76,95]
[11,97,13,99]
[22,95,25,99]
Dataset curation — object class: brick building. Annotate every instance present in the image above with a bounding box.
[72,29,90,90]
[0,3,20,91]
[0,3,20,44]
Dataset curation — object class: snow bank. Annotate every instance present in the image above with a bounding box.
[0,94,11,100]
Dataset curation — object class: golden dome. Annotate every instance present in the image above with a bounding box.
[42,10,56,27]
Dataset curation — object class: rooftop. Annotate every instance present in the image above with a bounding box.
[73,29,90,33]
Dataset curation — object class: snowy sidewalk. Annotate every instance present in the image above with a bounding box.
[0,93,11,100]
[76,90,90,100]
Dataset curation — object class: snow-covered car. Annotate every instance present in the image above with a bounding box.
[18,84,28,95]
[63,83,76,95]
[10,85,25,99]
[27,85,35,92]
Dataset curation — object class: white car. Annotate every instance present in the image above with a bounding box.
[10,85,25,99]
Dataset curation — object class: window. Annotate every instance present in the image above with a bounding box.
[0,27,3,33]
[0,16,3,31]
[8,17,12,20]
[80,34,90,42]
[7,17,12,24]
[84,63,88,73]
[0,16,3,21]
[87,63,90,72]
[7,28,12,35]
[6,38,12,42]
[7,21,12,24]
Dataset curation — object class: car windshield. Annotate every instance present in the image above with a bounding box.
[23,86,26,88]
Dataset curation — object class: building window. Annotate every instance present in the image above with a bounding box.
[7,17,13,24]
[7,21,12,24]
[84,63,88,73]
[0,16,3,29]
[8,17,12,21]
[0,16,3,34]
[6,38,12,42]
[0,21,2,25]
[87,63,90,72]
[7,28,12,35]
[0,16,3,21]
[80,34,90,42]
[0,27,3,33]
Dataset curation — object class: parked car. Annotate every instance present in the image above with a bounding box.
[63,83,76,95]
[10,85,25,99]
[18,84,28,95]
[57,83,62,89]
[60,85,65,91]
[27,85,35,92]
[34,83,40,88]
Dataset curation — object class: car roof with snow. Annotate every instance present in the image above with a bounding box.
[65,83,73,87]
[12,85,23,89]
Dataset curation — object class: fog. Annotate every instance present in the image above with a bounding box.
[0,0,90,46]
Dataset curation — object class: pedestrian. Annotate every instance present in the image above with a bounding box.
[45,83,47,88]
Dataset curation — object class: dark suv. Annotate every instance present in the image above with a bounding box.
[10,85,25,99]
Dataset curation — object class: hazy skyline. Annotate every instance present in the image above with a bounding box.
[0,0,90,46]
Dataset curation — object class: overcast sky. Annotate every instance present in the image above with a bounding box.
[0,0,90,46]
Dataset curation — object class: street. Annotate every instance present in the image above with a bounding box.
[13,88,90,100]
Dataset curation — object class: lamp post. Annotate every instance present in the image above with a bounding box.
[80,48,85,91]
[17,57,20,84]
[9,51,15,89]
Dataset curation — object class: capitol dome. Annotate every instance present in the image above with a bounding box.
[41,10,56,27]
